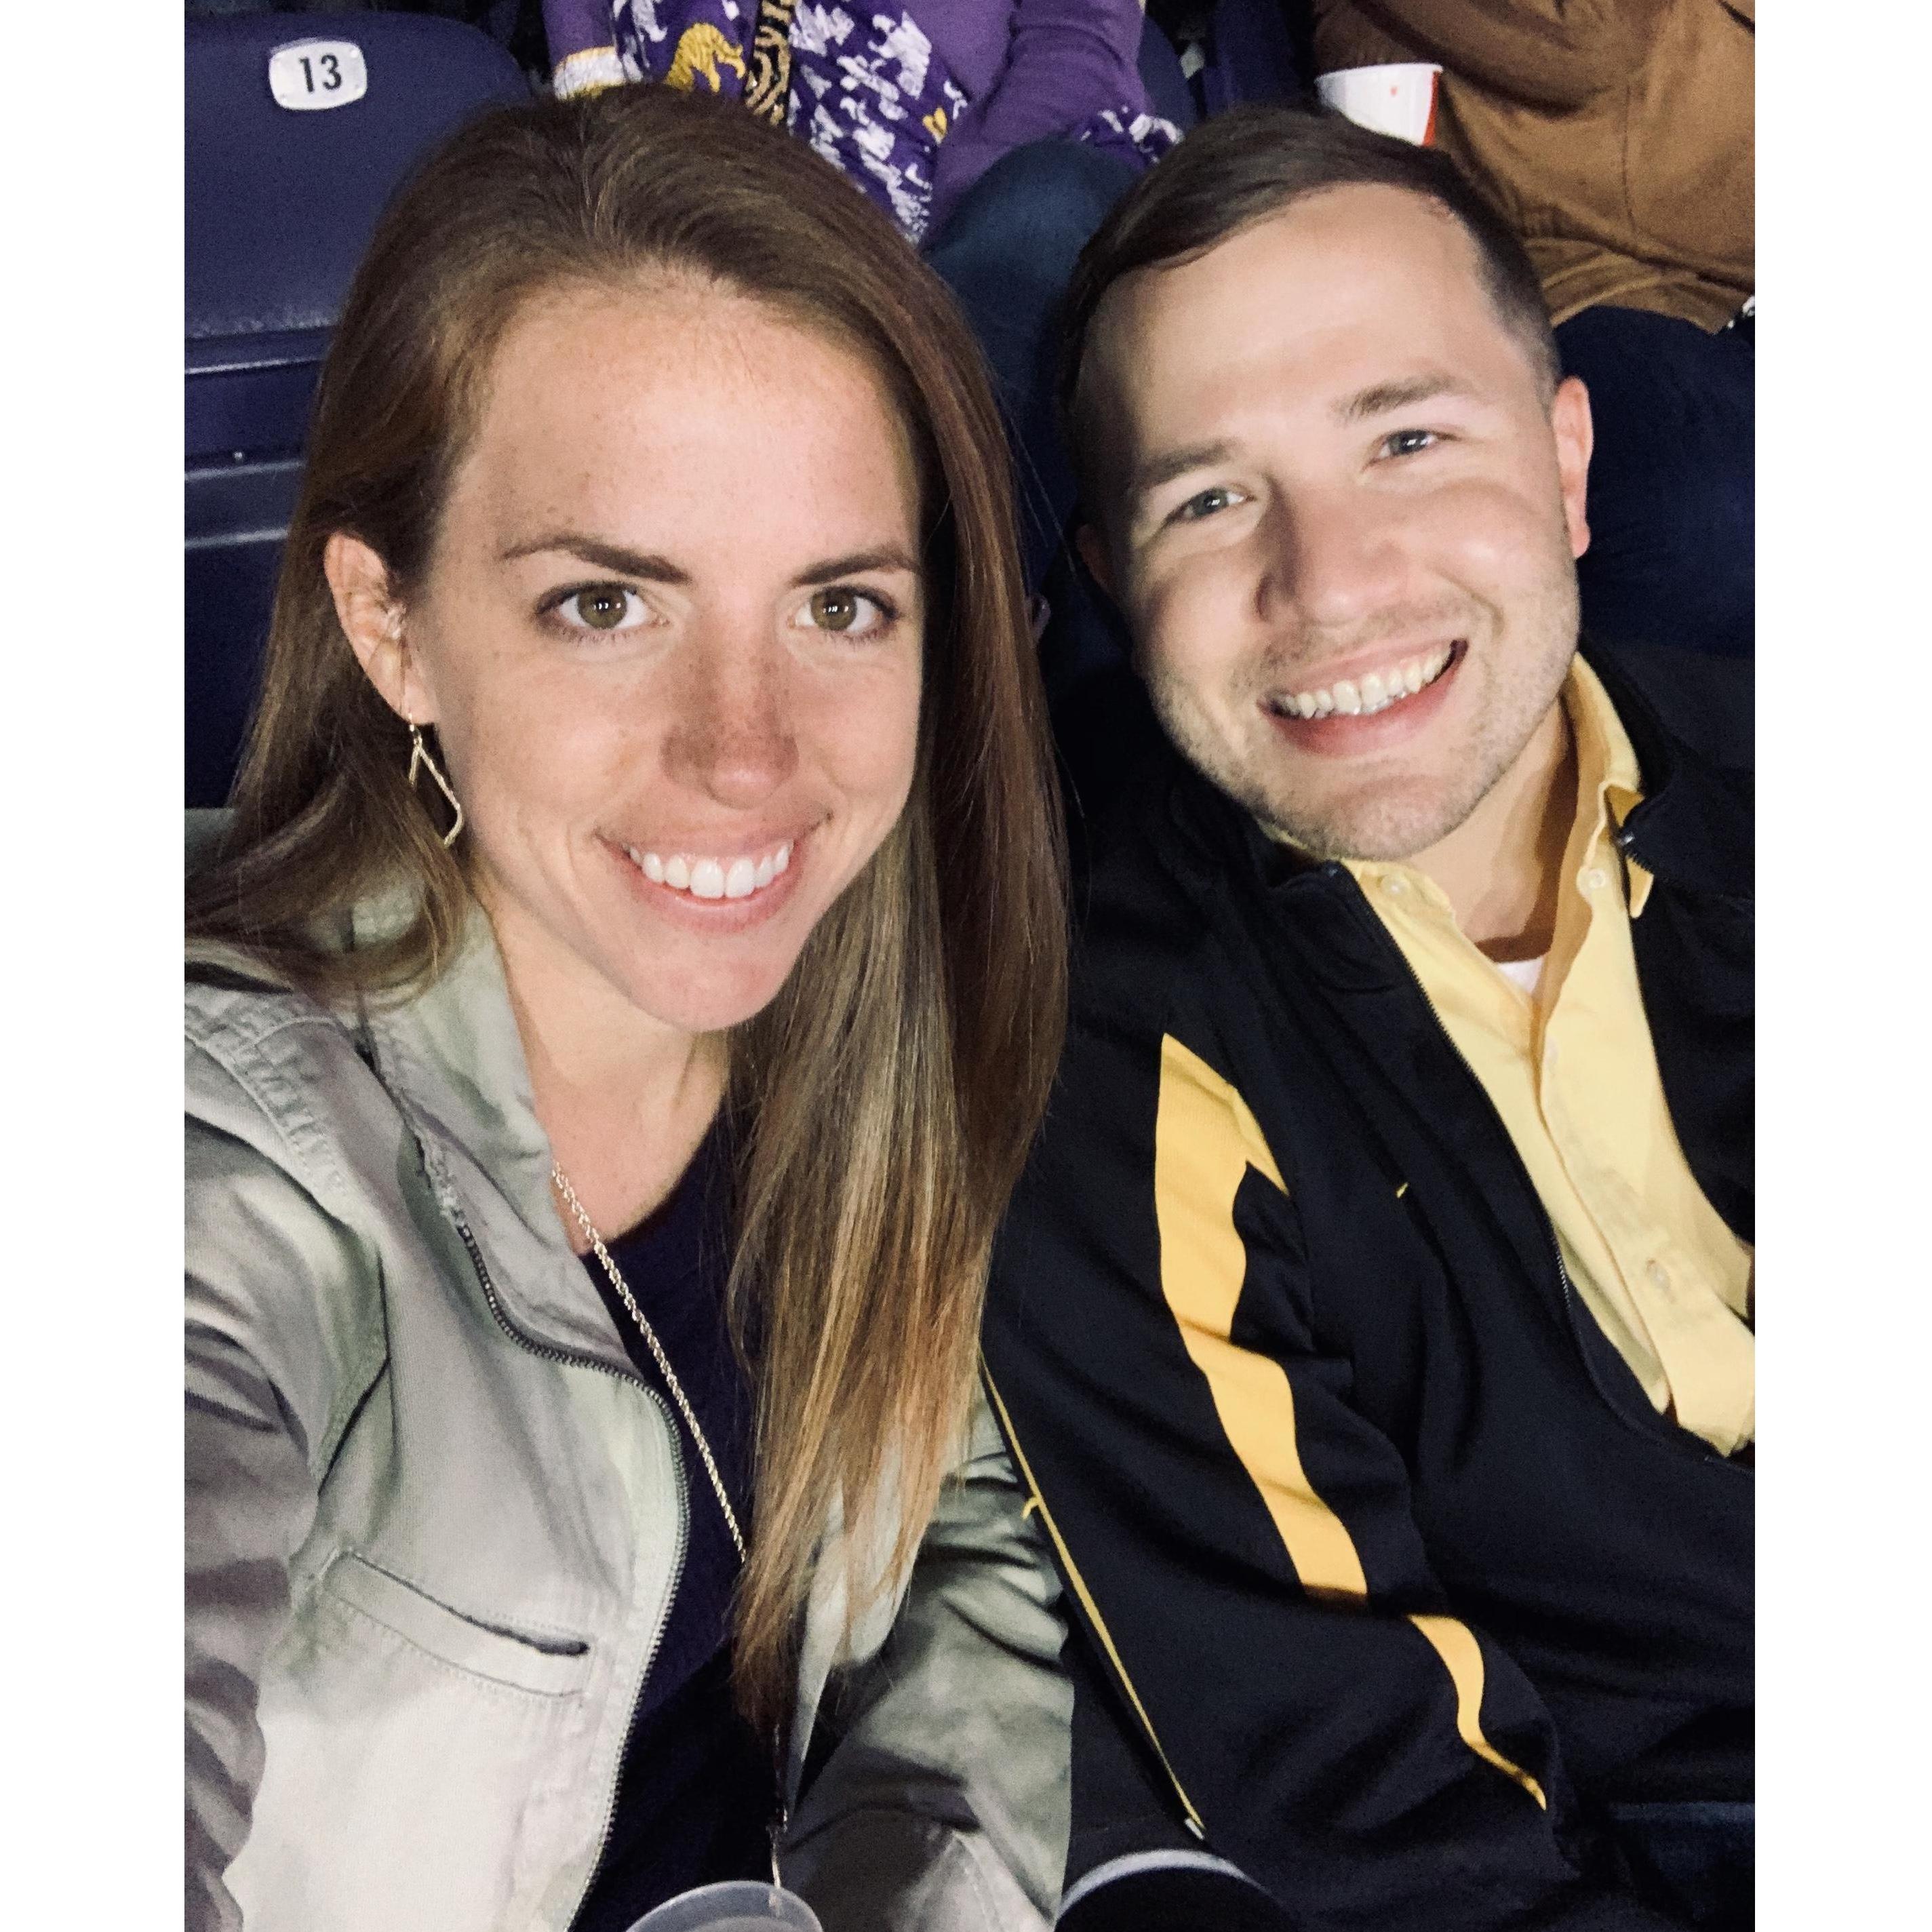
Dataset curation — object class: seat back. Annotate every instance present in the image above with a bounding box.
[1196,0,1308,117]
[186,12,529,806]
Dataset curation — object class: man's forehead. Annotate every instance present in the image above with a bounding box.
[1092,185,1501,413]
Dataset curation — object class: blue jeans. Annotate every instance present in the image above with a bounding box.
[1557,304,1755,660]
[926,140,1139,592]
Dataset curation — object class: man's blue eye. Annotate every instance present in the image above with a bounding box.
[1384,429,1439,458]
[1179,487,1238,521]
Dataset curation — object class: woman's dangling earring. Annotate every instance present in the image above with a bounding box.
[407,721,465,849]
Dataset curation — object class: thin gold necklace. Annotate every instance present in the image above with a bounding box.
[551,1163,747,1561]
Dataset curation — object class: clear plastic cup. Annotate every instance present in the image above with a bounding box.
[624,1880,823,1932]
[1315,62,1442,145]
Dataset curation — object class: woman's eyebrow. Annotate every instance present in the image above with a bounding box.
[788,546,921,587]
[497,532,690,583]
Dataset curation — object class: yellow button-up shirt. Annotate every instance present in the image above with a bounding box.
[1343,658,1754,1454]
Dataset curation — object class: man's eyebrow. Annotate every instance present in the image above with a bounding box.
[1127,440,1238,509]
[1336,374,1477,424]
[497,533,691,583]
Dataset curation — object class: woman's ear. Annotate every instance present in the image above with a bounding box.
[324,532,434,722]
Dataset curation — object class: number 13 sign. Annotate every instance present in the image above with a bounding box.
[267,39,370,112]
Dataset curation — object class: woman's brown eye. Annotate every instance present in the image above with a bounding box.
[573,587,631,629]
[811,583,881,629]
[810,589,860,631]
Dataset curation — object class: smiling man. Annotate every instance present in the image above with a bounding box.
[977,108,1753,1931]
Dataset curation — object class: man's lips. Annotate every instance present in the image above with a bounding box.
[1259,641,1467,757]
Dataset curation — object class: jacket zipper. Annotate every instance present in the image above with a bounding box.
[978,1362,1209,1842]
[445,1203,694,1926]
[1352,880,1748,1477]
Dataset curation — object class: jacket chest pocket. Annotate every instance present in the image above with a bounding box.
[321,1549,593,1697]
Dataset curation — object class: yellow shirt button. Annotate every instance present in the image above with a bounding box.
[1383,875,1408,896]
[1647,1260,1671,1292]
[1581,866,1611,893]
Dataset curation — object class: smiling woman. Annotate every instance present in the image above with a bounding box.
[185,84,1064,1932]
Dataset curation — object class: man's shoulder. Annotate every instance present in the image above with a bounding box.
[1066,739,1247,1045]
[1585,638,1754,774]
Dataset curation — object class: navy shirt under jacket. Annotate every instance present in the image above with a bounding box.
[572,1124,774,1931]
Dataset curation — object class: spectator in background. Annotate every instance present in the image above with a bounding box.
[1312,0,1755,658]
[543,0,1182,587]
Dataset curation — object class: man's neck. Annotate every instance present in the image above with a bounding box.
[1408,696,1577,959]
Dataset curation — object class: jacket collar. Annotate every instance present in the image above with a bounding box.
[1579,644,1752,901]
[347,888,638,1373]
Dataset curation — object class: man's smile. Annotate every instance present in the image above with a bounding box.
[1263,638,1458,719]
[1258,641,1467,758]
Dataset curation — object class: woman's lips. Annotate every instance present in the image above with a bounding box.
[625,837,793,901]
[607,827,812,930]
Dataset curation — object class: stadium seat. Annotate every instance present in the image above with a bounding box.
[186,12,530,808]
[1139,10,1200,136]
[1148,0,1310,121]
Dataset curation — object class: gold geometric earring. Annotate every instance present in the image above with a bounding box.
[406,720,465,849]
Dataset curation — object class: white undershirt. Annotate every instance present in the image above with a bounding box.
[1493,954,1546,998]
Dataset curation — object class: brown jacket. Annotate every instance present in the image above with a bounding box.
[1314,0,1754,330]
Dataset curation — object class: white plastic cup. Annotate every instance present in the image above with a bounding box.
[1315,62,1443,145]
[624,1880,823,1932]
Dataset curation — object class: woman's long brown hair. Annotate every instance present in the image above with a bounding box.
[186,86,1067,1734]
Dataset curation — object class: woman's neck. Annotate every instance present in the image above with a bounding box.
[492,920,728,1251]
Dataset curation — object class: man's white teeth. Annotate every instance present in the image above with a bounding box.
[625,840,794,899]
[1276,644,1454,722]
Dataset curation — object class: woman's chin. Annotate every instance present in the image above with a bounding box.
[617,950,800,1038]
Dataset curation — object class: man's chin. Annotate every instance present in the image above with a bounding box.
[1149,686,1491,866]
[1259,781,1486,867]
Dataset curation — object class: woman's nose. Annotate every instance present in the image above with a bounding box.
[661,642,799,806]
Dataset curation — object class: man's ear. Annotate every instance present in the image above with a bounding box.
[1075,521,1116,599]
[323,532,433,722]
[1551,375,1594,561]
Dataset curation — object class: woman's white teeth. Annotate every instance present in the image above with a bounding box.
[1277,644,1453,721]
[626,840,795,899]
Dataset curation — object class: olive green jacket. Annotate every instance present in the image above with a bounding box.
[185,836,1071,1931]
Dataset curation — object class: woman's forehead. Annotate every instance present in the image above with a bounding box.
[441,281,924,566]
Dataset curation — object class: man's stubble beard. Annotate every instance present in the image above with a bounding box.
[1142,572,1581,865]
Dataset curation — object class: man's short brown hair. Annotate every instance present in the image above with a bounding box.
[1059,104,1562,519]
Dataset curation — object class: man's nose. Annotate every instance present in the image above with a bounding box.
[661,633,799,808]
[1257,485,1411,632]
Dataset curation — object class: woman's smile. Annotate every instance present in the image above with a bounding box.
[606,824,813,931]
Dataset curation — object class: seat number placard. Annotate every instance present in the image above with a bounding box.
[267,40,368,111]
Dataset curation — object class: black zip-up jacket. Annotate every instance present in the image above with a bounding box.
[983,646,1752,1932]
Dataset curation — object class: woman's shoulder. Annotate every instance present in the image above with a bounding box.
[186,970,393,1253]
